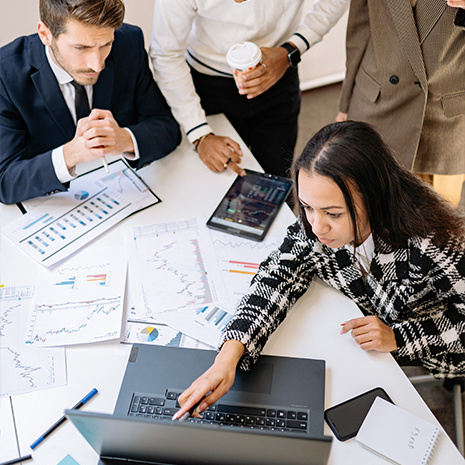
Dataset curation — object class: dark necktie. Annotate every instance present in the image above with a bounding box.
[70,80,90,122]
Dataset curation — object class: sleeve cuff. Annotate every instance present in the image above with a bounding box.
[52,146,76,184]
[289,33,311,54]
[122,128,140,161]
[186,124,213,145]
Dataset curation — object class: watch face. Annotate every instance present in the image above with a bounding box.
[289,48,301,67]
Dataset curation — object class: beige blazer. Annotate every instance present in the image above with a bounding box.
[339,0,465,174]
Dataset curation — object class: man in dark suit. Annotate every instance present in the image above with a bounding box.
[0,0,181,205]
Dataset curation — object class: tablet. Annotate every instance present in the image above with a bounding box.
[206,169,293,241]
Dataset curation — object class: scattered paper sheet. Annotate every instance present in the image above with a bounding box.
[24,246,127,347]
[210,231,281,309]
[127,217,282,346]
[3,159,160,267]
[124,319,213,350]
[0,285,66,397]
[127,217,226,318]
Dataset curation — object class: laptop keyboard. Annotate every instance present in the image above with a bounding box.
[128,390,310,434]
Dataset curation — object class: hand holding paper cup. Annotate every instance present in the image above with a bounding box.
[226,41,262,89]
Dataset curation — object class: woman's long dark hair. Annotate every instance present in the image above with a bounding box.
[293,121,465,249]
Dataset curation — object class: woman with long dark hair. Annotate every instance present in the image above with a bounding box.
[174,121,465,419]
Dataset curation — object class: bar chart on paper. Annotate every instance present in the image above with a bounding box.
[211,232,282,307]
[25,247,127,346]
[153,303,234,347]
[2,160,160,266]
[0,286,66,397]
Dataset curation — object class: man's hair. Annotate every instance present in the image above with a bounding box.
[39,0,125,37]
[292,120,465,249]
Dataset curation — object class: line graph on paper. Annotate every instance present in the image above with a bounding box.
[25,296,122,347]
[129,218,226,318]
[26,246,127,346]
[0,286,66,397]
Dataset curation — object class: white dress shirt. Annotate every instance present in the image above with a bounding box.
[150,0,349,143]
[45,46,139,184]
[345,233,375,276]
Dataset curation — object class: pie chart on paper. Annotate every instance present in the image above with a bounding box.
[140,326,159,343]
[74,190,89,201]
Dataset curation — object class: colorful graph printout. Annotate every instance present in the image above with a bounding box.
[2,159,160,267]
[25,246,127,346]
[126,217,282,346]
[124,320,213,350]
[210,231,281,308]
[0,286,66,397]
[154,304,234,347]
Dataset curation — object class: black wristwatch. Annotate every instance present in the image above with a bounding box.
[281,42,301,67]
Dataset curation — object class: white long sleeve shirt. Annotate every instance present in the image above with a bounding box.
[150,0,349,144]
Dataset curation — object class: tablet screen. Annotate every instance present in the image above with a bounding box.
[206,170,293,241]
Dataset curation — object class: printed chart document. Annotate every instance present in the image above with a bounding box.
[2,159,160,267]
[25,246,127,347]
[124,319,213,350]
[128,217,227,316]
[127,217,282,347]
[356,397,440,465]
[151,303,234,348]
[211,231,281,308]
[0,286,66,397]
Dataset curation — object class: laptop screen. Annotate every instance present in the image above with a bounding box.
[66,410,332,465]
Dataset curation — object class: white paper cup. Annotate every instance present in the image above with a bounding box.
[226,41,262,88]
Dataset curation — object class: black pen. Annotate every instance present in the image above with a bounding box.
[30,388,98,449]
[0,455,32,465]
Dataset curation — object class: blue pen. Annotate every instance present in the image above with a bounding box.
[30,388,98,449]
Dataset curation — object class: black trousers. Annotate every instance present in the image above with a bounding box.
[191,66,301,179]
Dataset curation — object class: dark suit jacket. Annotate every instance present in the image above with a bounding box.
[0,24,181,204]
[339,0,465,174]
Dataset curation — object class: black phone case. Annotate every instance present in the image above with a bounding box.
[324,387,393,441]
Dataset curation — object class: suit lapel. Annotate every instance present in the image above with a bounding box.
[414,0,447,44]
[385,0,427,90]
[28,36,75,140]
[92,59,114,110]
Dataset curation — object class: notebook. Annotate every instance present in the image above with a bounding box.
[356,397,440,465]
[67,344,332,465]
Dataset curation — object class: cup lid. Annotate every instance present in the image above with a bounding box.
[226,41,262,70]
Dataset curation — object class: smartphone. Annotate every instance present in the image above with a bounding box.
[324,387,393,441]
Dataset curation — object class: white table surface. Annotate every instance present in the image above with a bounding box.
[0,114,463,465]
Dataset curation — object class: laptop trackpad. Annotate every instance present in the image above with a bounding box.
[230,362,273,394]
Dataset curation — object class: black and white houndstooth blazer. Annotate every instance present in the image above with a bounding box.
[222,219,465,379]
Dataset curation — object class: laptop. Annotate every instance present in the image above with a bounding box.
[67,344,332,465]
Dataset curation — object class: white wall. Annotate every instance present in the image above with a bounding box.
[0,0,347,90]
